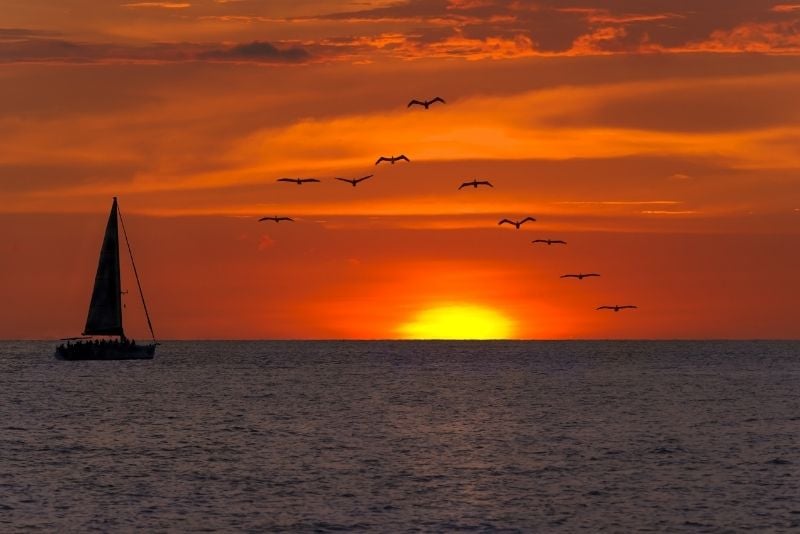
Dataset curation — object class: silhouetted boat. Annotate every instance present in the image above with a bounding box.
[55,198,157,360]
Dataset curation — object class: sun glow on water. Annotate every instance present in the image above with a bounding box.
[398,303,515,340]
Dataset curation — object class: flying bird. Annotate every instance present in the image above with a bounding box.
[597,305,638,312]
[532,239,567,246]
[408,97,445,109]
[561,273,600,280]
[258,216,293,223]
[335,175,373,187]
[376,155,410,165]
[498,217,536,229]
[277,178,320,185]
[459,180,493,190]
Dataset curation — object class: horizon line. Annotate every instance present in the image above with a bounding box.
[5,338,799,343]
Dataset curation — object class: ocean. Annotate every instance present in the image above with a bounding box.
[1,341,798,532]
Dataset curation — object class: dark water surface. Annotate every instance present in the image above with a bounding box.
[1,341,799,532]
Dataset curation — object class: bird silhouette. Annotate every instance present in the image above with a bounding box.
[532,239,567,246]
[258,216,293,223]
[335,175,373,187]
[498,217,536,229]
[376,155,410,165]
[561,273,600,280]
[408,97,445,109]
[597,305,638,312]
[459,180,493,190]
[277,178,320,185]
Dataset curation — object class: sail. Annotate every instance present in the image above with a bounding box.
[83,198,124,336]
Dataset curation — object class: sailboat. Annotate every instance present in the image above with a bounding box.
[55,198,157,360]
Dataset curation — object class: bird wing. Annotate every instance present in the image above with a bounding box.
[552,240,567,244]
[407,100,424,107]
[561,274,578,278]
[520,217,537,224]
[356,174,373,183]
[334,177,350,183]
[532,240,546,243]
[301,178,320,183]
[498,219,513,226]
[458,183,468,189]
[277,178,294,182]
[585,273,600,277]
[258,217,273,222]
[596,306,612,310]
[430,97,446,104]
[620,305,638,309]
[279,217,294,221]
[375,156,388,165]
[477,181,493,187]
[397,155,410,162]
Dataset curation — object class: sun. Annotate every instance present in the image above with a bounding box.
[398,303,515,340]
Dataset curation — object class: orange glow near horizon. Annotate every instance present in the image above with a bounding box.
[1,1,799,339]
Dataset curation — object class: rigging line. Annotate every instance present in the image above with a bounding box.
[117,202,157,343]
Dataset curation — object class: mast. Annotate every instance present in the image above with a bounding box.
[83,198,124,337]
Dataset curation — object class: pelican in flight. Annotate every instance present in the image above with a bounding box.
[498,217,536,229]
[258,216,293,223]
[376,155,410,165]
[459,180,493,190]
[335,175,373,187]
[408,97,445,109]
[597,305,638,312]
[561,273,600,280]
[277,178,320,185]
[532,239,567,246]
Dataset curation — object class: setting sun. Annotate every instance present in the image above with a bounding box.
[398,304,515,340]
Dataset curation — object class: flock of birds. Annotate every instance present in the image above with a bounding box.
[259,96,638,315]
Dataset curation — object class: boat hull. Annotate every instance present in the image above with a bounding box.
[55,341,155,361]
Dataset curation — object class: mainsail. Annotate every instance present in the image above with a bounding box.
[83,198,124,337]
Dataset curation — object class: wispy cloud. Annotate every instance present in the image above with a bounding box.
[641,210,701,215]
[0,35,312,64]
[682,19,800,53]
[121,2,191,8]
[200,41,311,62]
[771,4,800,13]
[0,28,58,40]
[558,201,683,206]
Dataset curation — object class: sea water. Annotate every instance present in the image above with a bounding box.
[1,341,798,531]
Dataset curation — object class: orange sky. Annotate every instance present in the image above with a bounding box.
[1,0,799,339]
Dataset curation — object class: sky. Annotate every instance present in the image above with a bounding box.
[1,0,799,339]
